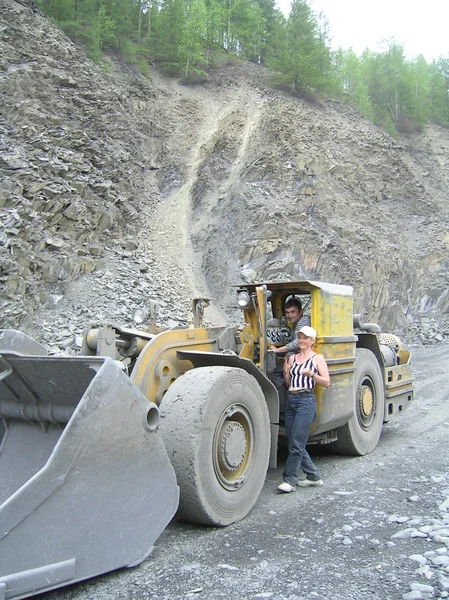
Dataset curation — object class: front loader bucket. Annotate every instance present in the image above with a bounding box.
[0,331,179,600]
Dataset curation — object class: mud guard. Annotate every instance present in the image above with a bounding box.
[0,331,179,600]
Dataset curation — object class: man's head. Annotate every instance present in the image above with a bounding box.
[284,298,303,325]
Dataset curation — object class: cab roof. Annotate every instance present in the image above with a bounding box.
[234,280,353,297]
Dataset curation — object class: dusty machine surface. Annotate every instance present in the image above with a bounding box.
[0,281,414,599]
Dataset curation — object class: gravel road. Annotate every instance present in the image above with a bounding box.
[33,344,449,600]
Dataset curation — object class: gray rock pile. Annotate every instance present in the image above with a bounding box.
[18,243,193,355]
[0,0,166,332]
[387,480,449,599]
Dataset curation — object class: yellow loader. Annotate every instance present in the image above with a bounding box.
[0,281,413,599]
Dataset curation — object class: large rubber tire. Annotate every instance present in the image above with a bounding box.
[331,348,384,456]
[158,366,270,526]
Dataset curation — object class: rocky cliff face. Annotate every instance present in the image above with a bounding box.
[1,0,448,350]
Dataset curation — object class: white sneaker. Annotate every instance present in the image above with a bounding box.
[296,479,323,488]
[277,481,295,493]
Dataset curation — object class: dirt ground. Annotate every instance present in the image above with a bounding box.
[34,343,449,600]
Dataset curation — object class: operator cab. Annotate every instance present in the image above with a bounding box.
[266,289,312,348]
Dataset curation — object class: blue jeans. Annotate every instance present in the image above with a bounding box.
[283,391,321,486]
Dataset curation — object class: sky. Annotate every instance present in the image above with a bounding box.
[276,0,449,62]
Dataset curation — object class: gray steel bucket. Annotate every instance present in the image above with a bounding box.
[0,331,179,600]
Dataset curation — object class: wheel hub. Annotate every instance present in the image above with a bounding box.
[360,384,374,418]
[219,421,247,472]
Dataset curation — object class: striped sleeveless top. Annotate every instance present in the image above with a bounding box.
[289,354,318,391]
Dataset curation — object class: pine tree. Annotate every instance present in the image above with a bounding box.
[431,58,449,126]
[333,49,374,120]
[148,0,185,66]
[180,0,208,80]
[267,0,330,95]
[87,3,116,60]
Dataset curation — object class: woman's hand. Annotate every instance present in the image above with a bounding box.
[300,367,314,377]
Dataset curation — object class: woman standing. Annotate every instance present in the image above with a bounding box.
[277,326,330,493]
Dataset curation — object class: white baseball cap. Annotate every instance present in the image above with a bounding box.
[298,326,317,339]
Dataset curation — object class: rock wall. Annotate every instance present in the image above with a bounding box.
[0,0,168,326]
[189,92,449,341]
[1,0,449,347]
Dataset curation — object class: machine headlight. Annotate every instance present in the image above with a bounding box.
[133,308,148,325]
[237,291,251,308]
